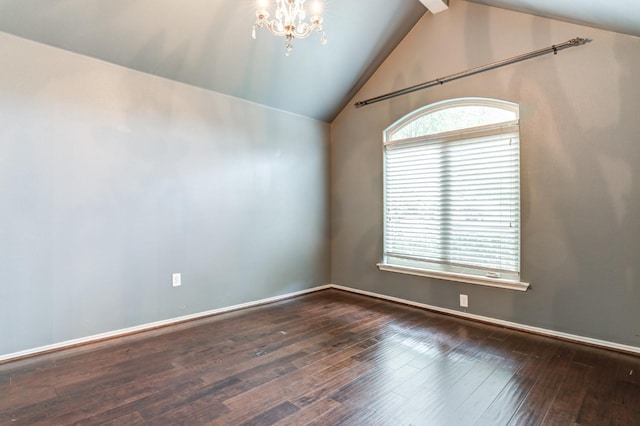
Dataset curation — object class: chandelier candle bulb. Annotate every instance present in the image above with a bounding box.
[252,0,327,55]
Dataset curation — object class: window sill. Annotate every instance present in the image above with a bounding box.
[377,263,530,292]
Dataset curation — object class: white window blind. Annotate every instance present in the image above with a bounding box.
[382,99,521,283]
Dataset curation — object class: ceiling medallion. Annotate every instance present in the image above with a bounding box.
[252,0,327,55]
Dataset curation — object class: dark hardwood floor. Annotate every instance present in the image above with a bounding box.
[1,289,639,425]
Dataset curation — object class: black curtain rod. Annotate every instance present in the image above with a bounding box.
[354,37,589,109]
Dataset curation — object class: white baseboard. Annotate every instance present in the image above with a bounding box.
[0,285,332,364]
[3,282,637,363]
[328,284,640,355]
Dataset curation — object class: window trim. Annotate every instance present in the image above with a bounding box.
[380,98,529,291]
[385,97,520,142]
[377,262,530,291]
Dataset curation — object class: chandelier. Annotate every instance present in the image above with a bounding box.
[252,0,327,55]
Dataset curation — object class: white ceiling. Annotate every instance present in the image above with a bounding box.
[468,0,640,39]
[0,0,426,122]
[0,0,638,122]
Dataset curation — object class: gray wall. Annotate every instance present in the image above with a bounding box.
[331,0,640,347]
[0,33,330,357]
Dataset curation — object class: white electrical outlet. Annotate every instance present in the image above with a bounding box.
[459,294,468,308]
[172,273,181,287]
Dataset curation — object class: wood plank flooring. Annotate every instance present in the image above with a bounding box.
[1,289,639,425]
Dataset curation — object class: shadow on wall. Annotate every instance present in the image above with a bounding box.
[510,21,640,345]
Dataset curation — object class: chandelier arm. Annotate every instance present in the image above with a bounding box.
[263,20,290,37]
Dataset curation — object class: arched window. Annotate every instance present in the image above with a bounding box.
[379,98,527,290]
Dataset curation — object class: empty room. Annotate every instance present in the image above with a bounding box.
[1,0,639,424]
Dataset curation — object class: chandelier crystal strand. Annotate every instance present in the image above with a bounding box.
[252,0,327,55]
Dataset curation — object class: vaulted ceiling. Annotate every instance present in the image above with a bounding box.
[1,0,638,122]
[469,0,640,40]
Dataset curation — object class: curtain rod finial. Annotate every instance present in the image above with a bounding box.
[570,37,590,45]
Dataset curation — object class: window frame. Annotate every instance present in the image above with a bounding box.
[378,98,529,291]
